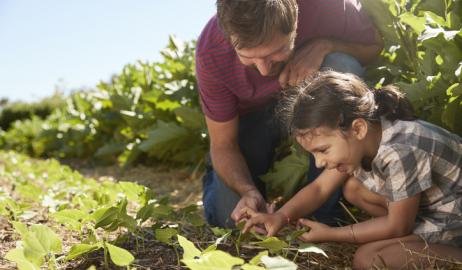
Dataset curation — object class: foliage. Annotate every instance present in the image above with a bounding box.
[0,36,208,167]
[0,150,328,269]
[362,0,462,135]
[0,92,65,131]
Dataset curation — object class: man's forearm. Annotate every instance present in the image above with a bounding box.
[211,145,257,196]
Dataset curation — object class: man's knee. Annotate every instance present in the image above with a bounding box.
[202,171,240,228]
[321,52,365,77]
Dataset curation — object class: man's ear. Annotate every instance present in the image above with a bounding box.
[350,118,368,140]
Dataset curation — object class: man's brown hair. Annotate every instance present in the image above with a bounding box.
[216,0,298,49]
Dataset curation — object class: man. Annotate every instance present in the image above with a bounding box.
[196,0,383,227]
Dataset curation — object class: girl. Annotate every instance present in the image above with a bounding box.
[241,71,462,268]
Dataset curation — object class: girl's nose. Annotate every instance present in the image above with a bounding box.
[315,157,326,169]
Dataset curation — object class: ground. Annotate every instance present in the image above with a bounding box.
[1,161,461,269]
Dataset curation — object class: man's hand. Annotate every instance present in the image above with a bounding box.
[279,39,333,88]
[230,189,267,223]
[240,208,288,236]
[297,218,332,243]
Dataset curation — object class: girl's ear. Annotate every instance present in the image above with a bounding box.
[350,119,368,140]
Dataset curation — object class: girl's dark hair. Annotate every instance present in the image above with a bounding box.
[276,71,416,136]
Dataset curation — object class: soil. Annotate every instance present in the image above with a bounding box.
[1,162,461,269]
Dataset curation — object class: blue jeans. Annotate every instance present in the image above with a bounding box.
[203,52,365,228]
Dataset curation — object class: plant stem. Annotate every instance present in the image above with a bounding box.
[103,241,109,270]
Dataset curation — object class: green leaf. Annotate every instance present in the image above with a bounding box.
[447,83,462,97]
[136,204,153,223]
[155,227,178,244]
[242,264,267,270]
[5,248,40,270]
[186,213,205,227]
[210,227,232,237]
[182,250,244,270]
[418,0,446,17]
[298,243,328,258]
[66,243,101,260]
[106,243,134,266]
[261,146,309,201]
[52,209,86,231]
[174,106,205,130]
[151,204,174,218]
[94,142,125,158]
[118,181,145,202]
[400,12,426,34]
[260,255,297,270]
[12,221,28,237]
[20,225,61,266]
[249,250,269,265]
[94,207,118,228]
[253,237,288,253]
[203,231,232,253]
[138,121,189,156]
[360,0,400,44]
[177,235,201,260]
[285,227,308,242]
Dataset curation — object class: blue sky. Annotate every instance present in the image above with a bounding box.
[0,1,216,102]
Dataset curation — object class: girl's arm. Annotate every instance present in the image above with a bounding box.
[242,169,347,236]
[277,169,347,221]
[299,193,421,243]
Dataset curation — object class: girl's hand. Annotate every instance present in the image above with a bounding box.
[297,219,332,243]
[240,208,287,236]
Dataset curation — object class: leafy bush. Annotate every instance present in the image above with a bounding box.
[0,36,208,167]
[0,92,65,131]
[362,0,462,135]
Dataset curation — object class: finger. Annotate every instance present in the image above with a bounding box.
[298,218,314,227]
[298,232,311,242]
[267,226,279,237]
[242,217,260,233]
[266,203,276,214]
[278,65,290,88]
[231,208,242,222]
[253,225,268,235]
[288,70,300,87]
[241,206,258,217]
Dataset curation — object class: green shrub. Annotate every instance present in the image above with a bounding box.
[0,36,208,167]
[0,93,65,130]
[362,0,462,135]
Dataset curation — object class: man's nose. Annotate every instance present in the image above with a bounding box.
[255,58,272,76]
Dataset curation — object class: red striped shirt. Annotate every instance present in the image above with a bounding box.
[196,0,377,122]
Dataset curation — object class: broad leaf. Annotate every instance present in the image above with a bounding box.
[261,147,309,201]
[177,235,201,260]
[5,248,40,270]
[182,250,244,270]
[298,243,328,258]
[155,227,178,244]
[106,243,134,266]
[66,243,101,260]
[253,237,288,253]
[260,255,297,270]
